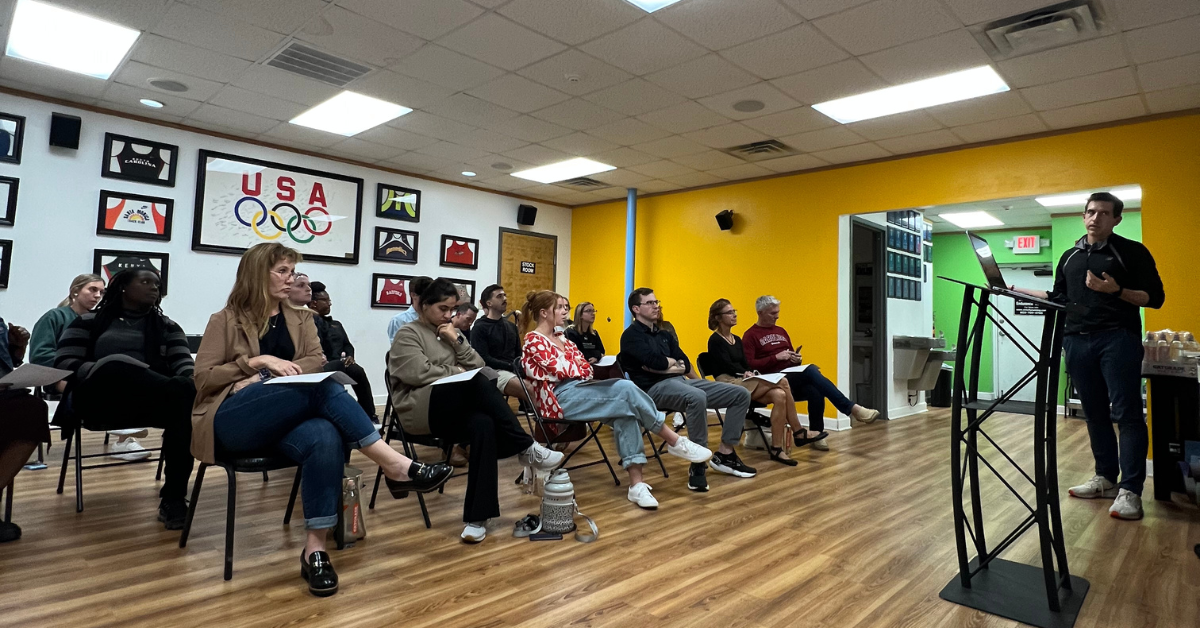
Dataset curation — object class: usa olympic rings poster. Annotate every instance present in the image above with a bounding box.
[192,150,364,265]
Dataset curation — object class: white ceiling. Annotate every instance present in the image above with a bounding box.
[1,0,1197,207]
[924,186,1144,233]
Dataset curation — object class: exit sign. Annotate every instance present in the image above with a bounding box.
[1013,235,1041,254]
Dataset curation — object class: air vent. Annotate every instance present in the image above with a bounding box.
[721,139,798,163]
[556,177,610,190]
[266,42,372,87]
[974,1,1109,60]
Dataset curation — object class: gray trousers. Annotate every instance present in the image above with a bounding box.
[646,377,749,448]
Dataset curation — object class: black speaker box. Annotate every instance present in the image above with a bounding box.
[716,209,734,231]
[49,113,81,149]
[517,204,537,226]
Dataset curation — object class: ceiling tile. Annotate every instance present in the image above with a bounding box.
[184,0,328,34]
[583,79,688,116]
[354,125,441,151]
[697,83,801,121]
[590,147,660,168]
[671,150,746,170]
[637,101,732,134]
[950,113,1047,143]
[706,162,774,180]
[645,55,760,99]
[388,45,506,91]
[532,98,628,130]
[347,70,455,110]
[664,172,728,188]
[517,50,635,97]
[779,125,866,151]
[579,18,708,76]
[1124,15,1200,64]
[633,180,684,194]
[415,141,490,162]
[875,129,962,154]
[997,36,1129,88]
[629,160,697,179]
[741,107,837,137]
[152,2,286,61]
[1144,83,1200,114]
[449,129,531,153]
[389,111,478,142]
[497,0,644,45]
[809,142,891,164]
[503,144,574,165]
[431,94,522,127]
[97,100,186,125]
[588,118,674,145]
[297,7,426,67]
[101,83,202,117]
[467,74,571,113]
[1137,52,1200,92]
[846,111,943,140]
[630,135,710,159]
[540,132,621,156]
[1112,0,1200,31]
[683,122,771,149]
[210,85,306,120]
[925,91,1032,126]
[859,29,992,84]
[52,0,169,30]
[491,115,575,143]
[938,0,1055,25]
[129,35,252,84]
[1039,95,1147,130]
[778,0,874,20]
[1020,68,1139,111]
[0,67,100,103]
[261,121,347,148]
[233,65,342,107]
[812,0,961,56]
[771,59,887,105]
[328,137,406,162]
[112,60,225,101]
[338,0,484,39]
[721,24,850,80]
[383,152,455,173]
[590,169,654,187]
[187,104,280,133]
[757,153,830,173]
[437,13,567,71]
[655,0,802,50]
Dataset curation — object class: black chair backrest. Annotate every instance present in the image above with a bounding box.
[186,334,204,353]
[695,352,716,379]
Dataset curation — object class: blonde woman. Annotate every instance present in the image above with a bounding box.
[564,302,604,364]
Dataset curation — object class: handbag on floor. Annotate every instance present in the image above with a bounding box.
[335,465,367,549]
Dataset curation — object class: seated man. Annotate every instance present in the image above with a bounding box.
[387,276,432,341]
[309,282,377,422]
[743,295,879,452]
[469,284,529,403]
[452,302,478,333]
[619,287,755,491]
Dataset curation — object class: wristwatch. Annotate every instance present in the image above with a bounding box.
[258,367,274,382]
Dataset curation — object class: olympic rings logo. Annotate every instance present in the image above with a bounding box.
[234,197,332,244]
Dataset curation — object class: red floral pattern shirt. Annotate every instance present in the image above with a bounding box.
[521,330,593,420]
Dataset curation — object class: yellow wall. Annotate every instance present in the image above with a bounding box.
[571,114,1200,418]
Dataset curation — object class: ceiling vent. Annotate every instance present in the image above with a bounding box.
[974,0,1110,60]
[556,177,610,190]
[721,139,798,163]
[266,42,372,87]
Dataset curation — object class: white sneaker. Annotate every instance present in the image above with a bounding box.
[518,443,564,471]
[671,414,684,430]
[109,438,151,461]
[627,482,658,509]
[665,436,713,464]
[1068,475,1117,499]
[107,428,149,438]
[461,522,487,543]
[1109,489,1143,520]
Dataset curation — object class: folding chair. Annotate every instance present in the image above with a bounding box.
[612,362,672,478]
[55,396,165,513]
[695,352,773,454]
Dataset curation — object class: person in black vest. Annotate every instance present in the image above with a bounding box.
[469,284,529,403]
[1011,192,1164,521]
[309,282,377,422]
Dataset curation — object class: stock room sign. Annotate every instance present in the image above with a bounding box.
[192,150,364,264]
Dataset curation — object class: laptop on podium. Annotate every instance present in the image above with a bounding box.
[965,231,1061,309]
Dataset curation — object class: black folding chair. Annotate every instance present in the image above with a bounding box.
[610,362,673,478]
[695,352,772,454]
[55,397,165,513]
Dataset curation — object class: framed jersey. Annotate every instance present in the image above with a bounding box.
[0,175,16,227]
[96,190,173,241]
[374,227,418,264]
[92,249,170,296]
[371,273,414,309]
[377,183,420,223]
[0,112,24,165]
[442,278,476,306]
[101,133,179,187]
[0,239,11,289]
[440,235,479,270]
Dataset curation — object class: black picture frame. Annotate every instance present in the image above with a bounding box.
[0,239,11,288]
[377,183,420,223]
[96,190,174,241]
[101,133,179,187]
[443,277,476,305]
[92,249,170,296]
[0,113,23,164]
[373,227,419,264]
[371,273,414,309]
[0,176,17,226]
[440,235,479,270]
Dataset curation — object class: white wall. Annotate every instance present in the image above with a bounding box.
[0,92,571,406]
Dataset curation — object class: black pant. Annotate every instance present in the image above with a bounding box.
[323,360,376,419]
[72,361,195,500]
[428,376,533,523]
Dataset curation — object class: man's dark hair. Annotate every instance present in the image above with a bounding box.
[481,284,504,306]
[1086,192,1124,218]
[309,281,327,294]
[410,276,433,301]
[420,278,461,307]
[627,287,654,314]
[454,302,478,315]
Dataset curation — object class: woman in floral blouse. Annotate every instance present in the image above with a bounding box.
[519,290,712,510]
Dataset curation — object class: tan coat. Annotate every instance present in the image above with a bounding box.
[388,318,483,435]
[191,306,324,464]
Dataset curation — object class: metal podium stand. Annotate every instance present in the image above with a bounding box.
[936,278,1089,628]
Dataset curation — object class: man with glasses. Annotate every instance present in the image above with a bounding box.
[619,288,754,491]
[308,282,378,423]
[1010,191,1164,521]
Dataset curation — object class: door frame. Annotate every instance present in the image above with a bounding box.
[849,216,889,421]
[991,264,1053,399]
[497,227,558,287]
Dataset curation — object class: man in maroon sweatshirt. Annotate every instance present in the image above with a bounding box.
[742,295,880,450]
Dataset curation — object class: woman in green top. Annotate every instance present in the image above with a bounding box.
[29,274,105,370]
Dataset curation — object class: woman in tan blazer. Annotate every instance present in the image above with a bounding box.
[388,278,563,544]
[192,243,452,597]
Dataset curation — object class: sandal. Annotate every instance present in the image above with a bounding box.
[513,514,540,538]
[793,430,828,448]
[767,446,799,466]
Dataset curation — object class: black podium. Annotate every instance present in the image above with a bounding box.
[937,279,1090,628]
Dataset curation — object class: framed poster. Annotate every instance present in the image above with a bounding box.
[102,133,179,187]
[374,227,418,264]
[92,249,170,296]
[193,150,364,265]
[377,183,420,222]
[443,277,476,305]
[440,235,478,270]
[0,113,23,164]
[96,190,173,241]
[371,273,414,309]
[0,239,11,288]
[0,176,16,226]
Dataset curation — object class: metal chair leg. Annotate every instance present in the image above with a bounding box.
[74,428,84,513]
[180,464,208,548]
[103,432,110,446]
[3,480,12,523]
[156,455,164,481]
[416,492,431,529]
[283,468,300,525]
[589,424,621,487]
[224,467,237,581]
[644,430,668,478]
[56,430,74,494]
[262,471,269,483]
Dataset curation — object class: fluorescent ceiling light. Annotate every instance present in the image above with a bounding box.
[1035,186,1143,208]
[290,91,412,136]
[624,0,684,12]
[940,211,1004,228]
[6,0,141,79]
[511,158,616,184]
[813,66,1009,124]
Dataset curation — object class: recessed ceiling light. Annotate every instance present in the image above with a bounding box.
[491,162,513,171]
[940,211,1004,229]
[1035,186,1142,208]
[812,66,1009,124]
[290,91,412,136]
[462,171,477,177]
[6,0,141,79]
[139,98,163,109]
[733,99,765,113]
[511,158,616,184]
[148,79,188,93]
[624,0,684,12]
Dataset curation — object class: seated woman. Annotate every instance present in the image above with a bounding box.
[389,279,564,544]
[194,243,451,597]
[53,269,196,529]
[564,302,604,364]
[0,316,51,543]
[706,299,827,466]
[521,290,712,510]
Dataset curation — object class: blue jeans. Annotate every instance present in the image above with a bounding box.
[213,379,381,529]
[1063,328,1147,495]
[785,365,853,433]
[555,379,666,469]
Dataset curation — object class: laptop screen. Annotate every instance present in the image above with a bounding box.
[967,231,1007,290]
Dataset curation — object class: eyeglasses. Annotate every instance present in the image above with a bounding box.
[583,308,596,314]
[271,268,297,279]
[639,300,661,307]
[720,309,737,316]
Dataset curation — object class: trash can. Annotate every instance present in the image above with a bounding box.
[927,365,952,408]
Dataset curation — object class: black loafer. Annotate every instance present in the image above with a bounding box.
[385,461,453,498]
[0,521,21,543]
[158,498,188,531]
[300,551,339,597]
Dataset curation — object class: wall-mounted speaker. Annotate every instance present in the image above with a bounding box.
[49,113,81,149]
[716,209,734,231]
[517,204,537,226]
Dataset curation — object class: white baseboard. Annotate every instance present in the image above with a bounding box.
[888,403,927,420]
[1147,459,1154,478]
[744,408,850,432]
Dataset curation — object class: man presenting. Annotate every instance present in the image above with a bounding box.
[470,285,530,403]
[1010,192,1163,521]
[309,282,377,422]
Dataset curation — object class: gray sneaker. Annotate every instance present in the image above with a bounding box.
[1109,489,1143,520]
[1068,475,1117,499]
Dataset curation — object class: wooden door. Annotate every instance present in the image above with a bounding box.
[498,228,557,311]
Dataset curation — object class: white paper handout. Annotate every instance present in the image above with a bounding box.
[432,366,499,386]
[597,356,617,367]
[0,364,72,389]
[264,371,355,386]
[781,365,809,373]
[745,372,787,384]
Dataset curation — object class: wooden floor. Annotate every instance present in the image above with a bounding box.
[3,408,1198,628]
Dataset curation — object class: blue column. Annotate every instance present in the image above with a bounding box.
[624,188,637,328]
